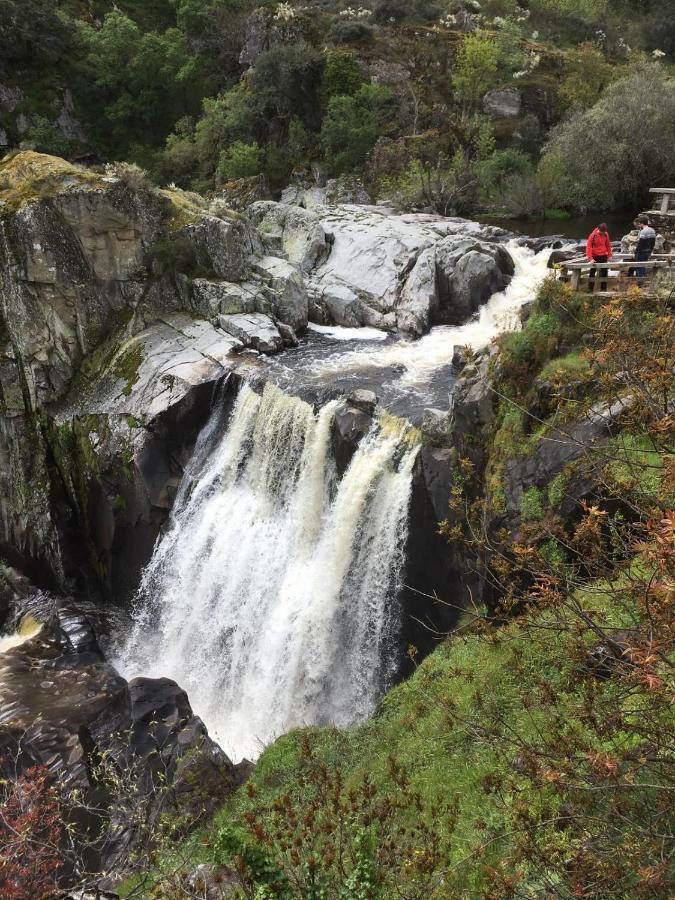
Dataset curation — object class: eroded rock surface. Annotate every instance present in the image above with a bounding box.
[248,201,513,336]
[0,598,238,869]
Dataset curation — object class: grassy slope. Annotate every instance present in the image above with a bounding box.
[133,283,671,897]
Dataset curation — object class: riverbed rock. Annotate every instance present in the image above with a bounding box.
[0,601,238,871]
[218,312,284,354]
[250,203,513,336]
[252,256,309,331]
[331,398,374,476]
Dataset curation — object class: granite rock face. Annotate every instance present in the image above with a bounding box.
[248,201,513,336]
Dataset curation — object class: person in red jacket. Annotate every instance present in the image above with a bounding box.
[586,223,612,293]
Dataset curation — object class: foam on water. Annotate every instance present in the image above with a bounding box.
[119,384,418,761]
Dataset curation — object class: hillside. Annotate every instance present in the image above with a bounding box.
[125,278,675,898]
[1,1,674,216]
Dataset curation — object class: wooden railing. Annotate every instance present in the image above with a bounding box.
[557,254,674,294]
[649,188,675,216]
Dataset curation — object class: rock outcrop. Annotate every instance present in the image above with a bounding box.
[0,153,298,591]
[0,597,238,871]
[248,201,513,336]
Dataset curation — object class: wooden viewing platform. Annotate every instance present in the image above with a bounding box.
[557,254,674,294]
[648,188,675,217]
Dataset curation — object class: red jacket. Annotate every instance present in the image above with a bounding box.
[586,228,612,261]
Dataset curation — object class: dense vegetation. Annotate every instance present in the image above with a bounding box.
[116,278,674,898]
[1,0,674,214]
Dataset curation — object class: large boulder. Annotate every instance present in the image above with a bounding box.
[0,153,260,592]
[218,312,285,354]
[0,599,238,872]
[249,203,513,336]
[252,256,309,331]
[484,87,522,119]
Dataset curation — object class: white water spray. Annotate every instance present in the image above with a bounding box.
[120,383,418,761]
[312,242,550,387]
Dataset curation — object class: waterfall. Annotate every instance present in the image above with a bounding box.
[120,383,419,761]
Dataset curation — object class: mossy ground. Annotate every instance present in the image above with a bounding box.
[0,151,105,214]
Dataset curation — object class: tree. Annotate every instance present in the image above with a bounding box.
[321,84,394,173]
[75,11,204,154]
[540,64,675,211]
[218,140,262,181]
[0,0,71,64]
[452,31,503,109]
[253,43,326,136]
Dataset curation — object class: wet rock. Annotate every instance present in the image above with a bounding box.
[252,256,309,331]
[452,344,472,372]
[0,603,238,870]
[422,408,450,444]
[218,312,284,354]
[331,399,373,476]
[347,388,377,415]
[277,321,299,347]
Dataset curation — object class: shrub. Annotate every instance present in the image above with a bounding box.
[23,115,73,157]
[218,140,262,180]
[372,0,439,24]
[321,50,364,103]
[540,64,675,211]
[478,148,531,197]
[325,19,375,45]
[452,31,503,107]
[321,83,394,172]
[559,42,619,110]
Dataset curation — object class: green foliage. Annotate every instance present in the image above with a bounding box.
[452,31,502,107]
[253,44,325,132]
[559,42,620,111]
[478,148,530,198]
[540,64,675,211]
[372,0,439,25]
[547,471,569,507]
[218,140,262,181]
[24,116,74,157]
[74,11,204,154]
[321,84,394,173]
[521,485,545,521]
[321,51,364,103]
[326,19,375,46]
[0,0,73,64]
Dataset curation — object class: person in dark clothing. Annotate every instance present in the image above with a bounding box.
[586,223,612,292]
[631,214,656,278]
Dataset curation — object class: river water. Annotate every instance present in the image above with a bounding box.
[118,238,550,761]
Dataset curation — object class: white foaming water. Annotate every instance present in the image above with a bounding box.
[313,241,550,387]
[120,383,418,761]
[308,323,389,342]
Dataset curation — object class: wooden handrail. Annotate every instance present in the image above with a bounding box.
[561,259,672,270]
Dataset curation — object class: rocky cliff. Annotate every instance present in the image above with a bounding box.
[0,151,515,602]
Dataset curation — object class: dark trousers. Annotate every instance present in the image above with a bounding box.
[588,255,608,292]
[629,249,651,278]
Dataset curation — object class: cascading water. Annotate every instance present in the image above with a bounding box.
[120,383,419,761]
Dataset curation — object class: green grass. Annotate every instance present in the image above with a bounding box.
[605,432,668,499]
[538,348,590,381]
[180,573,648,898]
